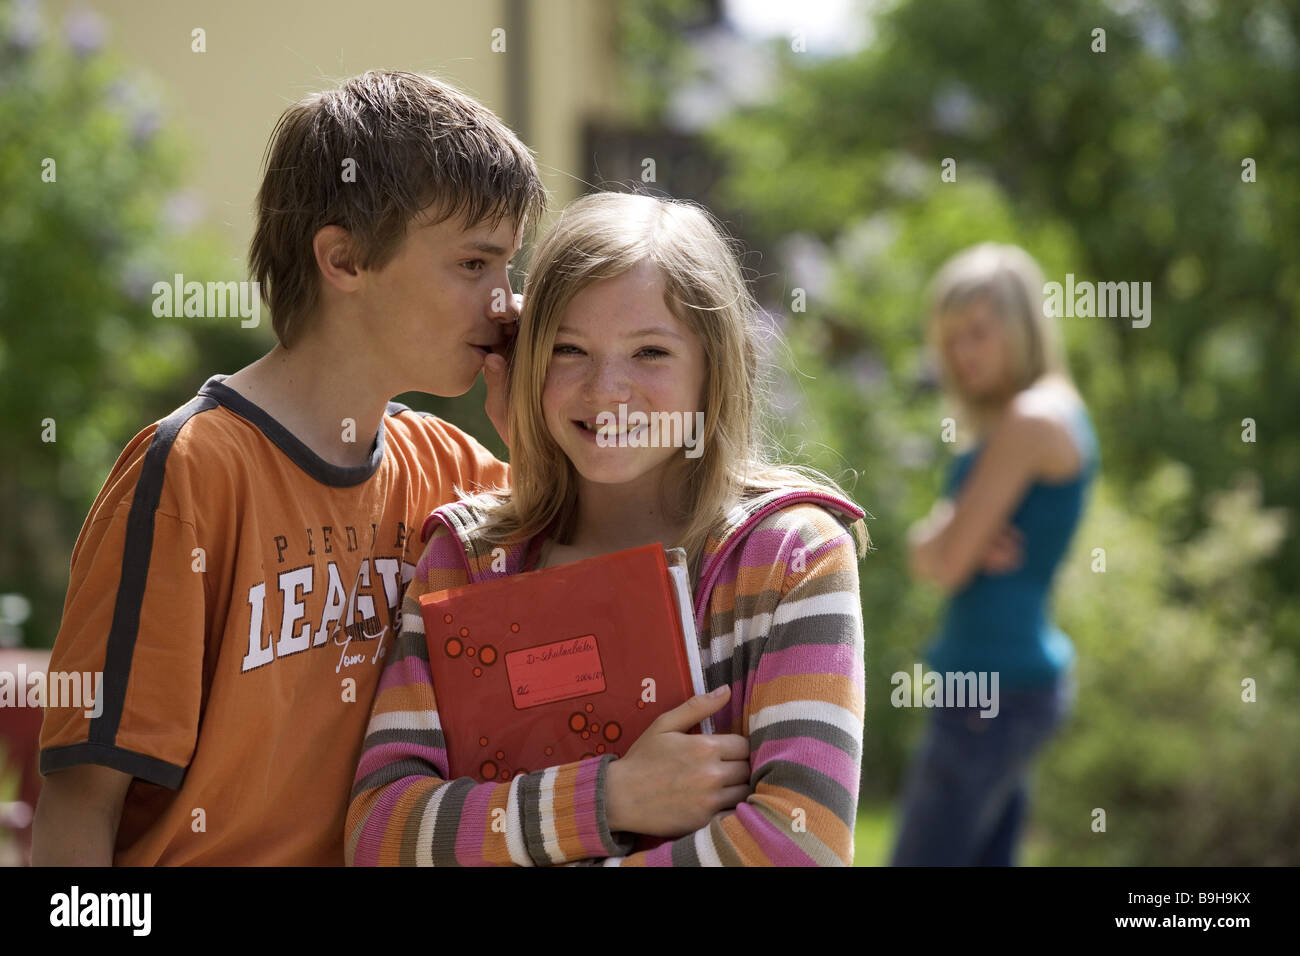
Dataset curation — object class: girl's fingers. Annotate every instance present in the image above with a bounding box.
[709,733,750,762]
[714,785,752,812]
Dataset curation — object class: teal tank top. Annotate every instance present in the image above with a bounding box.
[925,403,1099,689]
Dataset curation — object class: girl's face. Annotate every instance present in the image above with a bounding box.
[940,298,1015,403]
[542,260,708,491]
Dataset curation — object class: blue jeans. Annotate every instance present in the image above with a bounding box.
[889,673,1074,866]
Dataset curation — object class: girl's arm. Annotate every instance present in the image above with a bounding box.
[344,527,633,866]
[908,399,1064,593]
[571,505,866,866]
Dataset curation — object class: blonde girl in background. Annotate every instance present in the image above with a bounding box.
[893,243,1098,866]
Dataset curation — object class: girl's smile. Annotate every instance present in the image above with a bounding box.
[543,260,707,489]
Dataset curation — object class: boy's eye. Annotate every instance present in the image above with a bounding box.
[462,259,486,272]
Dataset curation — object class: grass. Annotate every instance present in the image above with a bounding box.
[852,800,1054,866]
[852,802,895,866]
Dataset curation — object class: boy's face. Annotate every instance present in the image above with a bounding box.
[363,211,523,397]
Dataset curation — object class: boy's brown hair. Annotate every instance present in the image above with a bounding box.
[250,70,548,348]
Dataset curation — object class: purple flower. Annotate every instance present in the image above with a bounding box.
[6,0,42,54]
[64,5,106,59]
[131,107,162,145]
[119,261,157,303]
[846,352,885,395]
[932,84,976,135]
[162,190,204,233]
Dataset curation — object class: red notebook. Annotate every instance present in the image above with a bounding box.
[418,543,709,784]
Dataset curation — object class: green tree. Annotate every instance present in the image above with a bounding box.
[617,0,1300,862]
[712,0,1300,619]
[0,1,263,647]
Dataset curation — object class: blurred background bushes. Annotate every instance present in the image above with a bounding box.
[2,0,1296,864]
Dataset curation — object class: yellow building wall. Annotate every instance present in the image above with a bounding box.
[44,0,619,259]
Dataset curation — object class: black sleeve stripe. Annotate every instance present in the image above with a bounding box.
[90,394,217,763]
[40,742,187,790]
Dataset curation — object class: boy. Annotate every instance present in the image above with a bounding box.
[33,70,545,865]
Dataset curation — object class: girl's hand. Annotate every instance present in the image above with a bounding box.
[605,686,752,838]
[980,524,1024,574]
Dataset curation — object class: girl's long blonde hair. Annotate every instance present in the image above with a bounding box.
[466,191,868,580]
[926,242,1076,435]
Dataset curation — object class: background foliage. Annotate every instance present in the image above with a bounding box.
[2,0,1296,864]
[0,4,263,647]
[621,0,1299,863]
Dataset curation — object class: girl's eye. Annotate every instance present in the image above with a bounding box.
[462,259,486,272]
[552,345,667,357]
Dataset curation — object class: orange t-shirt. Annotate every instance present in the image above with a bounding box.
[39,374,509,865]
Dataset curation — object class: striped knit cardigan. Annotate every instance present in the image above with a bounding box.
[345,487,866,866]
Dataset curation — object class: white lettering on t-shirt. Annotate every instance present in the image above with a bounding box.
[275,566,314,657]
[241,583,272,672]
[313,561,347,647]
[239,554,416,675]
[352,560,376,627]
[372,557,402,619]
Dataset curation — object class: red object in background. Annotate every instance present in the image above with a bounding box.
[0,649,49,866]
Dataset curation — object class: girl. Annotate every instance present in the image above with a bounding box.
[891,243,1098,866]
[345,192,868,866]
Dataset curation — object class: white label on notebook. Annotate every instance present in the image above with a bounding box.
[505,635,607,709]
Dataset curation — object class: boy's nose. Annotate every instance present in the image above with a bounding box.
[486,284,521,324]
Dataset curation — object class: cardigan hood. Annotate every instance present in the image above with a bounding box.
[419,487,865,631]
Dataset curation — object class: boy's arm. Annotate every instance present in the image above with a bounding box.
[36,422,209,863]
[31,764,131,865]
[575,509,865,867]
[345,526,632,866]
